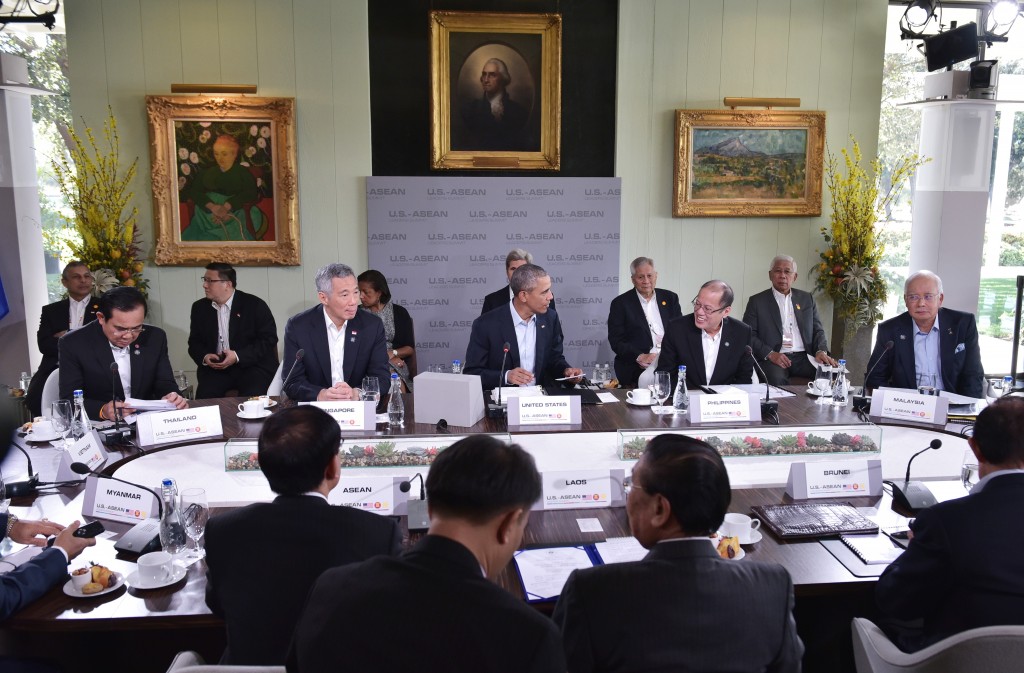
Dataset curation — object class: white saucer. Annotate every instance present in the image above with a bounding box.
[625,398,656,407]
[63,572,124,598]
[126,563,187,590]
[25,431,59,443]
[740,530,763,545]
[806,389,832,398]
[248,400,277,408]
[237,409,272,420]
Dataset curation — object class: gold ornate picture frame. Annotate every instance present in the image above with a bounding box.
[429,11,561,171]
[146,95,299,265]
[673,109,825,217]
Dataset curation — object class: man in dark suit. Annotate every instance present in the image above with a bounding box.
[480,248,556,315]
[465,263,582,390]
[743,255,836,385]
[288,435,566,673]
[876,397,1024,651]
[656,280,753,390]
[187,262,279,398]
[865,270,984,397]
[25,262,98,417]
[0,515,94,621]
[205,406,401,665]
[282,263,390,402]
[58,287,187,420]
[607,256,681,388]
[457,58,533,151]
[553,434,803,673]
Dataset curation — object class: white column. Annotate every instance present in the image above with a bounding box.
[0,54,48,387]
[908,100,996,313]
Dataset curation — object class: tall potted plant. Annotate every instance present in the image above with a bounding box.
[51,108,148,297]
[814,136,926,382]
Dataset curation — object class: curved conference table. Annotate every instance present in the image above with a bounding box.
[0,388,973,673]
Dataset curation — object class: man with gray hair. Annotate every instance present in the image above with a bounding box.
[742,254,835,385]
[465,263,582,390]
[458,57,531,151]
[866,270,983,397]
[282,263,391,401]
[607,257,682,388]
[481,248,556,316]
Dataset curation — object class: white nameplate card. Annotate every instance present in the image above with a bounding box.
[81,475,160,523]
[537,469,626,510]
[509,396,581,425]
[54,430,109,482]
[306,401,374,430]
[786,459,883,499]
[870,389,948,424]
[328,475,408,516]
[692,393,756,423]
[136,406,223,445]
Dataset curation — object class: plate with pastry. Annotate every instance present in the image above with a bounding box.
[63,564,124,598]
[711,535,745,561]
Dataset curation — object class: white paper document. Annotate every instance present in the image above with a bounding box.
[710,383,797,399]
[513,546,594,601]
[125,397,177,411]
[594,537,648,565]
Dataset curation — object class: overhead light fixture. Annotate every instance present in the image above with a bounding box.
[901,0,940,39]
[986,0,1020,37]
[0,0,59,32]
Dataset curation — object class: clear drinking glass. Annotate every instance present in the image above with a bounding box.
[813,367,833,404]
[180,488,209,559]
[960,450,980,492]
[652,371,672,414]
[917,373,937,396]
[51,400,73,450]
[361,376,380,403]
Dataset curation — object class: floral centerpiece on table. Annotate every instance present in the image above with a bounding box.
[51,108,148,296]
[814,136,926,342]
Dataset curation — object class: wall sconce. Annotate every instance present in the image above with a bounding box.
[170,84,258,95]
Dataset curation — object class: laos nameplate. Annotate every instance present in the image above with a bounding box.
[540,469,617,510]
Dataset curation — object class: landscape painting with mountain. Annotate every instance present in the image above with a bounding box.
[690,128,808,200]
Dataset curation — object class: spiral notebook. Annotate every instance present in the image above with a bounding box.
[839,534,904,565]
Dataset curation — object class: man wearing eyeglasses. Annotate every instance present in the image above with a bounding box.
[59,286,187,419]
[656,280,753,390]
[25,261,99,417]
[865,270,984,398]
[742,255,836,385]
[188,263,279,398]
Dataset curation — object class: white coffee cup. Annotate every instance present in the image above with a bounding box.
[807,379,831,395]
[258,395,272,408]
[31,419,55,436]
[137,551,173,587]
[626,388,652,405]
[721,513,761,543]
[238,400,263,416]
[70,566,93,591]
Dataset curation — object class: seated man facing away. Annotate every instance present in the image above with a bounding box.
[553,434,803,673]
[876,397,1024,652]
[288,435,566,673]
[205,405,401,665]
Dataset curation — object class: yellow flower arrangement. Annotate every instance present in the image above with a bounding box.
[51,108,148,296]
[814,136,927,339]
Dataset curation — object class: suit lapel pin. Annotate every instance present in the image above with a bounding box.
[947,328,953,335]
[661,301,666,306]
[236,313,241,318]
[795,304,801,310]
[724,341,730,347]
[900,334,906,340]
[541,324,546,329]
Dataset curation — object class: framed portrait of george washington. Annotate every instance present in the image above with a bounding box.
[146,95,299,265]
[673,109,825,217]
[429,11,561,170]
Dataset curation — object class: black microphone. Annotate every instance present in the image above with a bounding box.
[854,340,895,413]
[890,439,943,513]
[399,473,429,531]
[104,362,131,447]
[488,342,511,419]
[745,346,779,419]
[5,444,39,497]
[70,462,164,519]
[280,348,305,401]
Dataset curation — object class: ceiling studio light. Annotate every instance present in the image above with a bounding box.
[987,0,1021,36]
[905,0,939,29]
[0,0,59,31]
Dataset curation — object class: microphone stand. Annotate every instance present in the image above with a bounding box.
[889,439,943,513]
[280,349,305,404]
[853,340,894,413]
[488,343,510,419]
[746,346,779,423]
[399,473,429,531]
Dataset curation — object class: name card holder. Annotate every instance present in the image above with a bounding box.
[54,430,108,483]
[509,395,581,425]
[786,459,883,499]
[306,401,375,431]
[870,389,949,425]
[82,475,160,523]
[328,475,408,516]
[537,468,626,511]
[689,393,761,424]
[136,406,224,446]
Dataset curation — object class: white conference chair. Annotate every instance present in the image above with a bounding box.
[851,617,1024,673]
[40,369,60,414]
[165,650,285,673]
[265,361,284,396]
